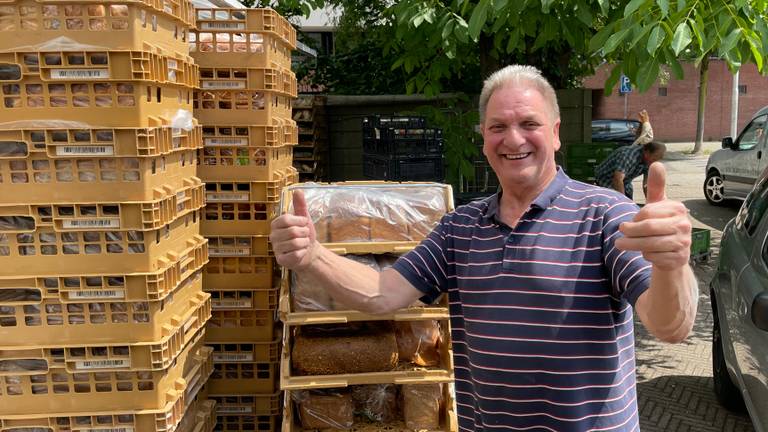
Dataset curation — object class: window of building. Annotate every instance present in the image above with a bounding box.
[739,85,747,94]
[658,87,668,96]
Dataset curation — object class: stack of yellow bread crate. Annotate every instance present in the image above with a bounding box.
[278,182,458,431]
[189,8,297,432]
[0,0,215,430]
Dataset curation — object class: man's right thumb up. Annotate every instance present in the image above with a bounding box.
[292,189,310,218]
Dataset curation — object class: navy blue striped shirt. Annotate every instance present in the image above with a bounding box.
[393,169,651,431]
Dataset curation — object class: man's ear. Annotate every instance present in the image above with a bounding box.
[553,119,561,152]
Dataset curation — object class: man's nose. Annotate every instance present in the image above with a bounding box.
[504,126,525,145]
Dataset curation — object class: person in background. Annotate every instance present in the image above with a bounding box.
[271,65,696,431]
[595,141,666,200]
[633,109,654,145]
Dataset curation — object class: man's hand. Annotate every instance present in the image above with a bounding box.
[615,162,691,270]
[269,190,318,270]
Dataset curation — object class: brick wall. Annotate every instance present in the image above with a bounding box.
[582,60,768,142]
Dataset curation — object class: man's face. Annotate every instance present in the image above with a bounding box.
[481,85,561,192]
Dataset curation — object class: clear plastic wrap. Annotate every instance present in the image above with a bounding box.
[395,320,441,367]
[286,183,449,243]
[291,322,398,376]
[294,389,354,430]
[290,254,379,312]
[402,383,443,430]
[351,384,398,423]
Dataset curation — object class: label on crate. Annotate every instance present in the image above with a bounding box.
[74,359,131,370]
[201,80,246,89]
[62,219,121,229]
[204,137,248,146]
[167,59,178,69]
[206,192,249,202]
[213,353,253,362]
[212,299,253,309]
[200,22,246,30]
[51,68,110,79]
[216,405,252,414]
[209,247,251,257]
[56,145,115,156]
[69,289,125,300]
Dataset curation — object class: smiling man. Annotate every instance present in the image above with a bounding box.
[270,64,697,431]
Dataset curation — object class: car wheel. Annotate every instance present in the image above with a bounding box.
[712,297,745,411]
[704,171,726,205]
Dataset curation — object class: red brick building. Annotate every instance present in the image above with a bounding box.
[582,60,768,142]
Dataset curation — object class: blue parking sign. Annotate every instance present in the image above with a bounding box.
[619,75,632,94]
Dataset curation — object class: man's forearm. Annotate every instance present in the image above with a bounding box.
[612,176,625,194]
[639,265,698,343]
[300,244,415,314]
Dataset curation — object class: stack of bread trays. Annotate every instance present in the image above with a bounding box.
[190,7,298,432]
[277,182,458,431]
[0,0,215,430]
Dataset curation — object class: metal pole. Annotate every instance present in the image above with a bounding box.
[731,70,740,137]
[623,93,628,119]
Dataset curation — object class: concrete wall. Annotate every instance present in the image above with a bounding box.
[583,60,768,142]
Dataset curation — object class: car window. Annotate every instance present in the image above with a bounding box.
[736,114,767,151]
[735,174,768,236]
[592,122,609,134]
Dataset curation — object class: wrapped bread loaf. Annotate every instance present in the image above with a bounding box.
[351,384,398,423]
[292,322,398,375]
[291,269,334,312]
[403,384,443,430]
[395,321,441,367]
[296,390,354,430]
[369,202,410,241]
[328,215,370,242]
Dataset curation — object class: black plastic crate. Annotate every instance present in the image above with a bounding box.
[363,115,426,130]
[362,136,443,157]
[363,154,445,182]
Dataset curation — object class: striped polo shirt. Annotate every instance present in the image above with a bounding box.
[393,168,652,431]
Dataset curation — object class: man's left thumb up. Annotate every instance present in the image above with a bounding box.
[646,162,667,204]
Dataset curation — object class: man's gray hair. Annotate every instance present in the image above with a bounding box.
[479,64,560,123]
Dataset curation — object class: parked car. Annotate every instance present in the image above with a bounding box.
[704,106,768,205]
[591,119,641,143]
[710,168,768,431]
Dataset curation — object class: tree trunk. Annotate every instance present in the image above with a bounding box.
[693,55,710,154]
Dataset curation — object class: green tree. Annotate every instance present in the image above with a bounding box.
[590,0,767,153]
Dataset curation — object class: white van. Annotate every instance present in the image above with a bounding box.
[704,106,768,205]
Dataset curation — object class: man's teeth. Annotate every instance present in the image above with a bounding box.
[503,153,529,160]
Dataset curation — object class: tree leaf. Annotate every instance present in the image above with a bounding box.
[576,1,593,26]
[603,64,623,96]
[468,0,490,41]
[637,58,659,92]
[442,19,456,40]
[588,23,615,53]
[627,24,652,49]
[656,0,669,17]
[719,27,742,58]
[454,18,469,44]
[671,21,692,55]
[492,0,509,12]
[597,0,609,15]
[646,25,664,55]
[624,0,646,17]
[676,0,686,12]
[541,0,555,13]
[664,48,685,79]
[505,27,520,53]
[603,27,631,55]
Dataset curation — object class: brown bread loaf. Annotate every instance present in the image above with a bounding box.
[351,384,398,423]
[297,391,354,429]
[395,320,441,367]
[292,322,398,375]
[403,384,443,430]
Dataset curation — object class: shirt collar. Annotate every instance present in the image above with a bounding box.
[484,167,570,222]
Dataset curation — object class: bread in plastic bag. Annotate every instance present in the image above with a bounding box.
[295,389,354,430]
[292,322,398,375]
[395,320,441,367]
[351,384,398,423]
[291,255,379,312]
[402,383,443,430]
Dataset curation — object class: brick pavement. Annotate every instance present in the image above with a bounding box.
[634,234,755,431]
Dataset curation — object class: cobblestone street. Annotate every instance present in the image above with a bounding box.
[632,144,755,431]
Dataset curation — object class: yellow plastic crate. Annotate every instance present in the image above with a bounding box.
[0,233,206,303]
[206,234,271,258]
[179,399,216,432]
[193,8,295,48]
[1,78,194,127]
[0,149,199,205]
[208,341,279,392]
[199,66,296,97]
[211,392,281,416]
[201,118,297,148]
[0,0,195,56]
[206,307,275,343]
[208,287,277,310]
[199,143,294,183]
[0,121,202,158]
[193,90,291,125]
[282,383,457,432]
[0,177,203,230]
[0,271,210,347]
[0,331,211,414]
[203,255,276,291]
[0,48,198,89]
[0,210,203,275]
